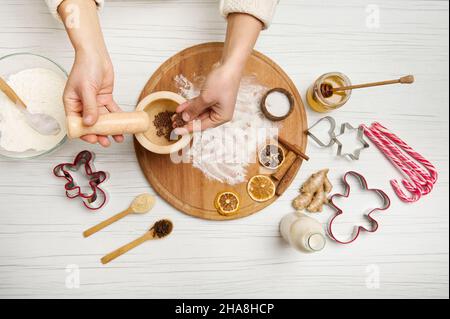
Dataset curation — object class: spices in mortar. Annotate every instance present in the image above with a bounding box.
[153,111,176,141]
[152,219,174,238]
[172,113,186,128]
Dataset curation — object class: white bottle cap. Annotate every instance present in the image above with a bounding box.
[308,233,326,252]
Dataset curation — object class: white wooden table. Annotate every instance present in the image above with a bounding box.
[0,0,448,299]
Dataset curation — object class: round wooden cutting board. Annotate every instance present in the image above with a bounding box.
[134,42,308,221]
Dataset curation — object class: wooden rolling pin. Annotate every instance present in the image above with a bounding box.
[66,111,150,139]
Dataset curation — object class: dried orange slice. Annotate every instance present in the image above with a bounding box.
[247,175,276,202]
[215,191,240,216]
[258,144,285,170]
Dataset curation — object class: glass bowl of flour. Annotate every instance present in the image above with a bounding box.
[0,53,68,159]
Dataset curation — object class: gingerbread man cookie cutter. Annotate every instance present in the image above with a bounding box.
[327,171,391,244]
[53,150,108,210]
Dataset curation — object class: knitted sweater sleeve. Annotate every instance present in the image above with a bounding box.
[45,0,104,21]
[220,0,279,29]
[46,1,279,29]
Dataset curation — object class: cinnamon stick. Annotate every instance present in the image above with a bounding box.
[278,136,309,161]
[276,156,302,196]
[272,151,297,181]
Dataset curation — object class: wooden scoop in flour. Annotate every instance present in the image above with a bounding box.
[0,76,61,136]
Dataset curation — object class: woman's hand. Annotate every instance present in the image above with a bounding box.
[174,13,263,133]
[64,50,124,147]
[175,63,241,132]
[59,0,123,147]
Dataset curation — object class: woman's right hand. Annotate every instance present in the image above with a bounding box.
[63,49,124,147]
[59,0,123,147]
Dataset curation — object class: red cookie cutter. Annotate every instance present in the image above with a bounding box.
[327,171,391,244]
[53,150,108,210]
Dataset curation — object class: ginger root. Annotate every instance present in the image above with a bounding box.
[292,169,333,213]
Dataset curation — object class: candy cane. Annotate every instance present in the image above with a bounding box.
[361,125,422,203]
[372,122,438,185]
[369,125,434,195]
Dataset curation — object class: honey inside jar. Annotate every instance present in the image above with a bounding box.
[306,72,352,113]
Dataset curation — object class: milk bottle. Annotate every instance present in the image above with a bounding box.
[280,212,326,252]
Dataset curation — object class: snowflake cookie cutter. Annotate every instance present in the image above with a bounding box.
[53,150,108,210]
[334,123,370,160]
[327,171,391,244]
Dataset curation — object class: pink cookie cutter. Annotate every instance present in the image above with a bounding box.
[53,150,108,210]
[327,171,391,244]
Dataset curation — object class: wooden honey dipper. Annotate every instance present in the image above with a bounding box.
[321,75,415,98]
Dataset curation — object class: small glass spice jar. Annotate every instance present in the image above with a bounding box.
[306,72,352,113]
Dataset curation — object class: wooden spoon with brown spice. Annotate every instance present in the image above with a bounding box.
[101,219,173,265]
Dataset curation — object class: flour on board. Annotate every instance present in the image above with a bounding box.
[174,74,278,185]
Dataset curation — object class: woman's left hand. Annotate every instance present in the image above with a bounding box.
[174,13,263,133]
[174,63,242,133]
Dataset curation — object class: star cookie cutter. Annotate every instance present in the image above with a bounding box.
[53,150,108,210]
[334,123,370,160]
[306,116,337,148]
[307,117,370,160]
[327,171,391,244]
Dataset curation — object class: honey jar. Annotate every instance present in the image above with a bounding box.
[306,72,352,113]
